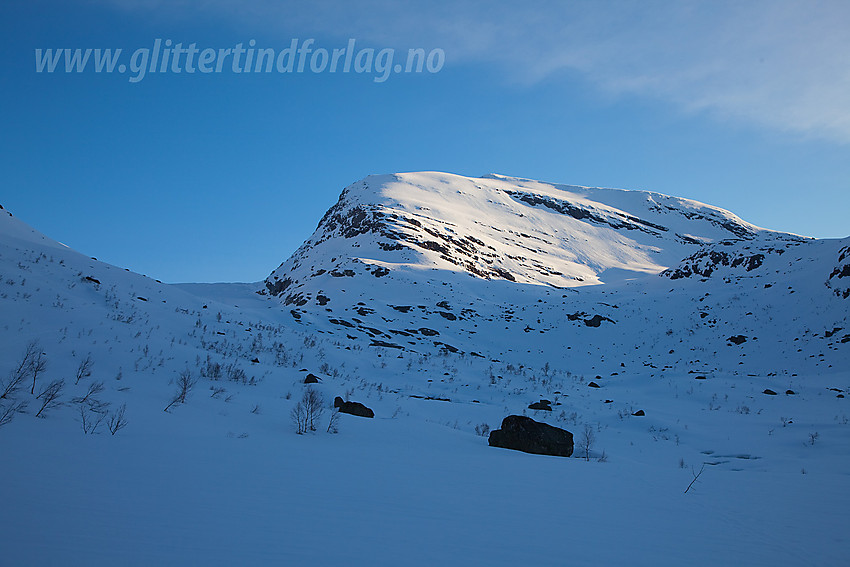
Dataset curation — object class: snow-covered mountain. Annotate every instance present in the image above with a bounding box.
[264,172,802,299]
[258,172,845,377]
[1,175,848,567]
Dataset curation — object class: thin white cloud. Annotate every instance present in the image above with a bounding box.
[99,0,850,142]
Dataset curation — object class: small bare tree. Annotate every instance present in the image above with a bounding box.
[30,343,47,395]
[291,401,307,434]
[74,354,94,385]
[327,408,340,434]
[164,370,197,412]
[2,340,41,400]
[0,370,26,401]
[684,463,706,494]
[79,402,108,434]
[0,400,27,428]
[107,403,128,435]
[35,379,64,418]
[578,424,596,461]
[291,387,325,434]
[72,381,104,405]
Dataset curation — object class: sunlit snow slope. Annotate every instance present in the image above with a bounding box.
[259,172,846,377]
[264,172,801,299]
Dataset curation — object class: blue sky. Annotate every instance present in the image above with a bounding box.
[1,0,848,282]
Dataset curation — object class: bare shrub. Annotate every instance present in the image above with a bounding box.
[72,381,105,405]
[107,404,128,435]
[79,402,108,434]
[291,387,325,434]
[578,424,595,461]
[2,340,41,400]
[74,354,94,385]
[30,344,47,395]
[35,379,64,418]
[684,464,706,494]
[0,400,27,428]
[164,370,197,412]
[327,408,340,434]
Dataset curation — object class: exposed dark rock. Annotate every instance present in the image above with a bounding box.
[369,339,404,349]
[330,269,356,277]
[304,374,320,384]
[491,267,516,281]
[584,315,614,327]
[528,400,552,411]
[785,390,796,395]
[728,335,748,345]
[265,277,293,296]
[507,191,668,237]
[84,276,101,285]
[334,396,374,418]
[632,410,645,416]
[419,240,449,254]
[763,389,777,395]
[588,381,601,388]
[488,415,573,457]
[409,394,451,402]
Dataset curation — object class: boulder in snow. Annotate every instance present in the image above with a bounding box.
[488,415,573,457]
[334,396,374,418]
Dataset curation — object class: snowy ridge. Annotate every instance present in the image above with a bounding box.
[0,203,71,251]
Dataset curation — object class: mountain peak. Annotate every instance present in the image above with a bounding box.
[263,171,802,302]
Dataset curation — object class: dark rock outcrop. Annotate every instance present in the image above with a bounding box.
[304,373,320,384]
[488,415,573,457]
[333,396,375,418]
[528,400,552,411]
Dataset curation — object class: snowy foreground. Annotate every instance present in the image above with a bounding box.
[1,173,848,565]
